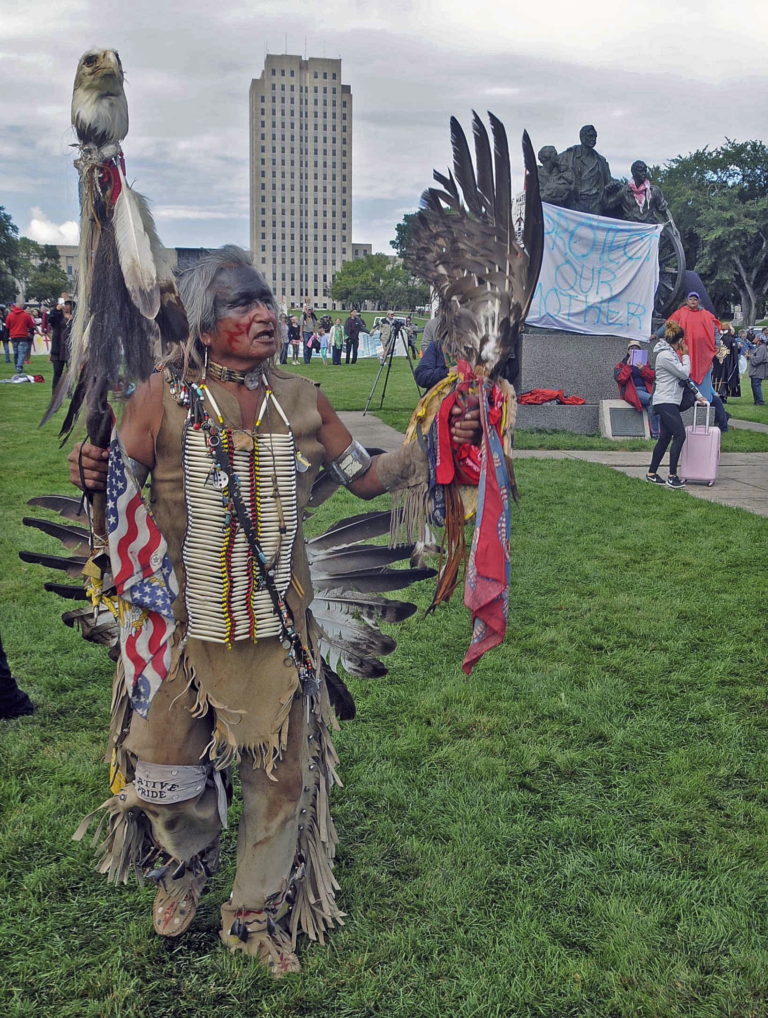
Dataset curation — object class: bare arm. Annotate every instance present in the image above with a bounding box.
[315,389,481,501]
[67,371,165,491]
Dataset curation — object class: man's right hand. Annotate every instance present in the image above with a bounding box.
[68,442,109,491]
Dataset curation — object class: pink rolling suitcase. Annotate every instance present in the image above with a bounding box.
[678,404,720,486]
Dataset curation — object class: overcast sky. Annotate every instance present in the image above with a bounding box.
[2,0,767,258]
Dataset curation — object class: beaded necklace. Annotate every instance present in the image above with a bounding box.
[204,359,264,390]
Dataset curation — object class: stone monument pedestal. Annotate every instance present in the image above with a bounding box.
[516,330,638,434]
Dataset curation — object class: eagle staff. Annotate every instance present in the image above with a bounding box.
[46,48,186,539]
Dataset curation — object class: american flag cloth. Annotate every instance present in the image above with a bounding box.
[106,431,178,717]
[462,384,511,675]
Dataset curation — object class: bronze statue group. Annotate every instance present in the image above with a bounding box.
[537,123,671,227]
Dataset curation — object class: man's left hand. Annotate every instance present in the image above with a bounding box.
[450,395,482,445]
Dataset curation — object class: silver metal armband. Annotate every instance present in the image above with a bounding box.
[328,440,372,486]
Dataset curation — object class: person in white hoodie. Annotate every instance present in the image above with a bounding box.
[646,320,707,489]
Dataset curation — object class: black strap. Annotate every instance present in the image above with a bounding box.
[207,434,286,626]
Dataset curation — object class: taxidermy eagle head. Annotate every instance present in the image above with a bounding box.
[71,48,129,151]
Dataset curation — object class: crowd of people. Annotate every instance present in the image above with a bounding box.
[611,289,765,482]
[609,289,768,488]
[1,299,74,385]
[272,304,420,368]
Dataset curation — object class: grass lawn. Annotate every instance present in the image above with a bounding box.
[1,358,767,1017]
[719,380,768,428]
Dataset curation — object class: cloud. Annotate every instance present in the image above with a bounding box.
[1,0,767,257]
[25,208,80,245]
[154,205,245,221]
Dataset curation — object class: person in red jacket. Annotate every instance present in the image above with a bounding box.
[5,302,37,374]
[668,292,719,396]
[614,340,659,437]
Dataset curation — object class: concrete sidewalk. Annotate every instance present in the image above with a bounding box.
[338,411,404,453]
[513,449,768,517]
[730,417,768,434]
[342,411,768,518]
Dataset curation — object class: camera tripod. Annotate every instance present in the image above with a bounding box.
[362,322,421,415]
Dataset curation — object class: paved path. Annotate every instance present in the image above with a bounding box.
[513,450,768,517]
[342,411,768,518]
[338,411,404,453]
[730,417,768,434]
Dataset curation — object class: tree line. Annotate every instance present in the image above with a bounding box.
[652,139,768,325]
[0,207,69,305]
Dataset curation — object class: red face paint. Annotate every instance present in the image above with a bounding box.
[207,302,278,368]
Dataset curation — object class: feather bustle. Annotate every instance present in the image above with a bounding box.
[488,112,511,236]
[22,517,91,555]
[19,550,87,577]
[313,566,435,595]
[308,543,412,577]
[306,510,392,551]
[311,594,416,625]
[404,111,543,379]
[43,582,88,601]
[520,129,545,318]
[62,607,119,648]
[27,495,88,523]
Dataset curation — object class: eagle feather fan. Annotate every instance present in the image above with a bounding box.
[405,111,544,384]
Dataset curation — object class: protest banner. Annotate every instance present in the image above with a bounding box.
[527,203,663,342]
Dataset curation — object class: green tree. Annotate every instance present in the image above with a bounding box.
[390,212,419,259]
[331,253,428,311]
[330,253,389,307]
[26,261,69,303]
[654,140,768,324]
[14,237,67,301]
[0,206,20,303]
[380,263,429,311]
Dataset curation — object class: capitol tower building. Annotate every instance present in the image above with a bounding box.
[249,54,353,306]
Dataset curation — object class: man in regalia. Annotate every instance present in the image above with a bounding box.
[71,245,480,975]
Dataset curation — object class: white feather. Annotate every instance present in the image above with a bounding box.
[131,188,176,286]
[63,316,91,398]
[113,166,160,319]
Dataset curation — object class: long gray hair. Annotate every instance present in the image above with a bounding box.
[165,245,277,376]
